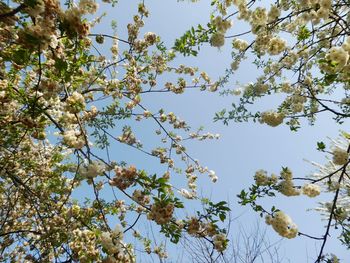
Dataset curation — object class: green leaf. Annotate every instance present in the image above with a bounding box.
[317,141,326,151]
[219,213,226,222]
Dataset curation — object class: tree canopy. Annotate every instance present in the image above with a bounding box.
[176,0,350,262]
[1,0,350,262]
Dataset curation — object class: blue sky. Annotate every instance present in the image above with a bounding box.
[86,0,349,261]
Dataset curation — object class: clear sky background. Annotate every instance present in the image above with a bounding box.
[85,0,349,262]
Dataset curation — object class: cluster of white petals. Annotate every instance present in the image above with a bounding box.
[66,91,86,113]
[267,37,287,55]
[232,38,249,51]
[324,47,349,73]
[147,202,174,225]
[260,111,285,127]
[265,211,298,239]
[79,0,99,14]
[278,168,300,196]
[208,170,218,183]
[63,130,85,149]
[100,225,135,262]
[178,188,195,199]
[79,161,105,179]
[302,184,321,197]
[254,169,278,186]
[210,16,232,48]
[332,147,349,166]
[213,233,227,252]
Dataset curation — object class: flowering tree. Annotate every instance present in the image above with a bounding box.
[175,0,350,262]
[0,0,232,262]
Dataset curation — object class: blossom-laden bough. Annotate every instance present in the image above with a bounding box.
[175,0,350,261]
[238,133,350,262]
[0,0,230,262]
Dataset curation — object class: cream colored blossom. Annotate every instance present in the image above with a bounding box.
[325,47,349,72]
[260,111,285,127]
[232,38,249,51]
[213,233,227,252]
[79,0,99,14]
[332,147,349,165]
[63,130,85,149]
[251,7,267,26]
[267,211,298,239]
[302,184,321,197]
[79,161,105,179]
[210,32,225,48]
[267,37,286,55]
[178,188,195,199]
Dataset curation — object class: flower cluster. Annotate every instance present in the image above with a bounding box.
[79,160,105,179]
[109,165,139,190]
[208,170,218,183]
[185,217,221,239]
[118,126,141,147]
[69,229,99,262]
[251,7,268,26]
[267,37,287,55]
[178,188,195,199]
[133,32,159,53]
[322,47,350,73]
[100,226,135,262]
[66,91,86,113]
[147,202,174,225]
[79,0,99,14]
[278,168,300,196]
[232,38,249,51]
[265,211,298,239]
[132,190,151,204]
[254,169,278,186]
[210,16,232,48]
[153,245,168,260]
[213,233,228,252]
[332,147,349,166]
[302,184,321,198]
[298,0,332,23]
[63,130,85,149]
[260,111,285,127]
[186,217,201,236]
